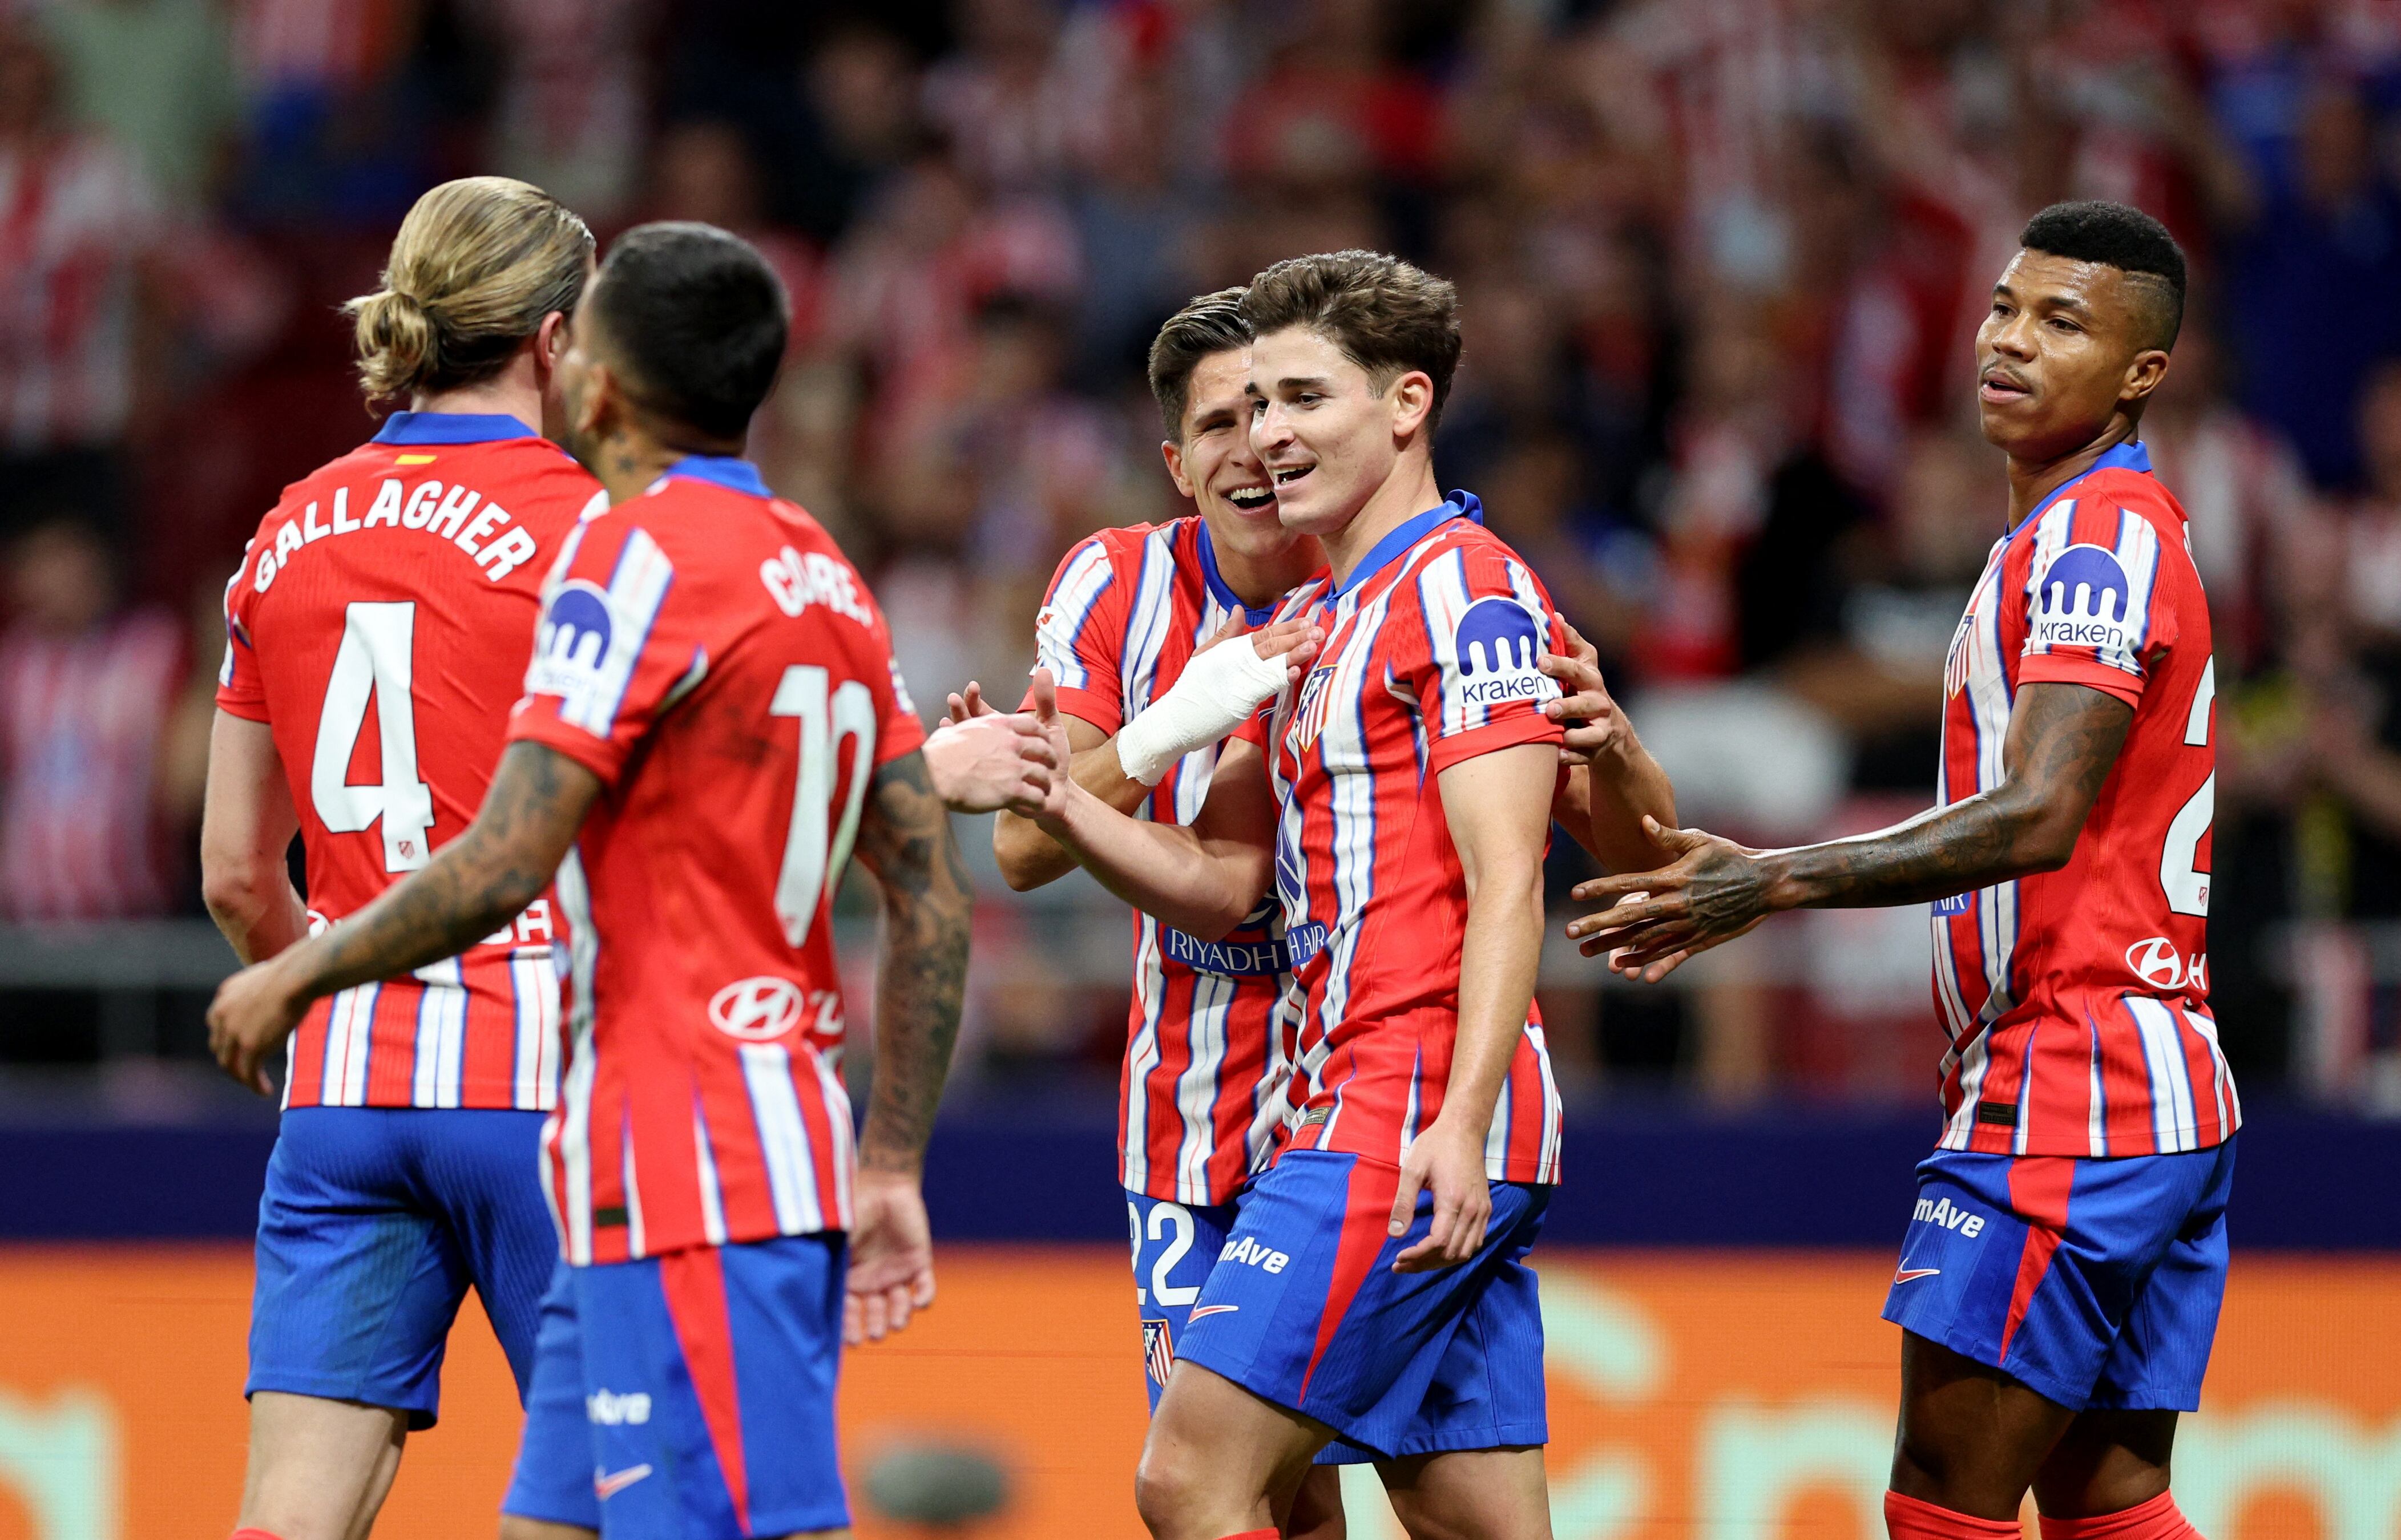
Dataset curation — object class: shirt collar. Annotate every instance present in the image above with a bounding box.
[663,455,771,498]
[2005,440,2152,541]
[1329,490,1484,600]
[1193,518,1281,627]
[372,411,538,446]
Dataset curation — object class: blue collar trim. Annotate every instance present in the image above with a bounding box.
[1330,490,1484,600]
[372,411,538,446]
[1194,519,1281,628]
[664,455,770,498]
[2006,440,2151,541]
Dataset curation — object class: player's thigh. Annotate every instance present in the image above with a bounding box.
[575,1236,853,1540]
[248,1109,474,1429]
[420,1108,559,1395]
[1127,1191,1241,1412]
[1143,1359,1329,1519]
[238,1391,407,1540]
[1892,1329,2076,1520]
[1378,1446,1552,1540]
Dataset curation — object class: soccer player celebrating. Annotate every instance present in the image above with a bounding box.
[1023,250,1638,1540]
[202,176,602,1540]
[1571,202,2233,1540]
[208,223,1040,1539]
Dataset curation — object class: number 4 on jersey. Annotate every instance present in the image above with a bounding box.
[312,601,435,872]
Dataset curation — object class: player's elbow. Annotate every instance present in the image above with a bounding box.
[991,819,1058,892]
[199,851,279,935]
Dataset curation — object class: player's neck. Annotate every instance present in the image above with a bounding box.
[590,431,689,506]
[1320,454,1445,587]
[2004,416,2140,527]
[411,365,540,431]
[1213,529,1323,608]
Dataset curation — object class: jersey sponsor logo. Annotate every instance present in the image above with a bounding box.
[1910,1197,1986,1239]
[1143,1317,1175,1387]
[1217,1236,1290,1274]
[586,1389,652,1425]
[2031,544,2133,653]
[1930,890,1975,917]
[2125,937,2206,993]
[528,579,615,698]
[595,1464,654,1498]
[1285,920,1329,971]
[1453,598,1549,705]
[708,976,808,1042]
[1161,928,1290,977]
[1892,1267,1942,1284]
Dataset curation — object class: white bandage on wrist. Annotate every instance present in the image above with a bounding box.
[1115,634,1293,786]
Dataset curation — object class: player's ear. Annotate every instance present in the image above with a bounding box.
[1160,438,1195,499]
[534,311,570,387]
[2121,346,2171,409]
[1386,369,1435,443]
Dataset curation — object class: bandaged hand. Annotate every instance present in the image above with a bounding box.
[1114,615,1323,786]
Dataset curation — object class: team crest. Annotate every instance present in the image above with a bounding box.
[1288,664,1337,751]
[1143,1317,1175,1387]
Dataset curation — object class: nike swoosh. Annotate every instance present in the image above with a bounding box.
[1893,1268,1941,1284]
[595,1464,654,1499]
[1188,1304,1240,1321]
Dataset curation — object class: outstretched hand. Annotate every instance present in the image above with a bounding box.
[1564,815,1777,981]
[922,686,1060,815]
[1539,622,1627,767]
[1024,668,1074,820]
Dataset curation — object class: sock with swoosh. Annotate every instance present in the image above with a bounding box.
[2039,1491,2200,1539]
[1886,1490,2022,1539]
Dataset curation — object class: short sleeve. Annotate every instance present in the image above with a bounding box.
[214,539,270,722]
[1398,541,1565,775]
[875,642,928,766]
[2017,500,2184,709]
[1024,535,1127,733]
[506,518,698,788]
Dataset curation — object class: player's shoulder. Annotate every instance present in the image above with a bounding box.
[1083,518,1186,575]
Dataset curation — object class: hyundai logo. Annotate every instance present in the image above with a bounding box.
[708,976,806,1041]
[2125,936,2183,990]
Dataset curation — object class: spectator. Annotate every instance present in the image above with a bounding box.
[0,517,191,921]
[0,21,164,545]
[35,0,241,212]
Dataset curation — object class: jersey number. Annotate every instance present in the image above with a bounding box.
[1127,1200,1199,1308]
[770,664,877,948]
[2160,658,2214,916]
[312,601,435,873]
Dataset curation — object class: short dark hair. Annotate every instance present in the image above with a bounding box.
[2020,201,2187,351]
[1147,288,1250,439]
[1240,251,1463,430]
[588,222,789,441]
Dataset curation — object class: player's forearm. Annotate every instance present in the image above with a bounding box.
[201,862,309,967]
[992,738,1149,890]
[1440,851,1544,1141]
[859,836,972,1175]
[1585,730,1677,875]
[1036,779,1266,939]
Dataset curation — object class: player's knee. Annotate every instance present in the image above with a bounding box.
[1132,1439,1210,1537]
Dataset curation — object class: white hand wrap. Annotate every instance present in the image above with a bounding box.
[1115,635,1294,786]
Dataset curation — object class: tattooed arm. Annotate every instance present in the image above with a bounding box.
[1566,682,2134,981]
[204,741,602,1093]
[842,747,974,1344]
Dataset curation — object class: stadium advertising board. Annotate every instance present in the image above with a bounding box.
[0,1248,2387,1538]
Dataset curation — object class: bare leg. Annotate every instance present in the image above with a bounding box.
[2032,1408,2178,1519]
[1380,1448,1552,1540]
[497,1521,594,1540]
[1282,1465,1348,1540]
[1137,1361,1330,1540]
[237,1392,407,1540]
[1890,1331,2076,1520]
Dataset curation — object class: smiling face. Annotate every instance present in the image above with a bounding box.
[1975,249,2170,464]
[1246,325,1426,540]
[1161,347,1296,564]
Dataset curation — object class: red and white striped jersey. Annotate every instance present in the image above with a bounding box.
[508,458,925,1264]
[0,132,160,451]
[1031,516,1308,1206]
[1932,441,2236,1157]
[218,413,599,1110]
[0,609,185,920]
[1253,495,1566,1185]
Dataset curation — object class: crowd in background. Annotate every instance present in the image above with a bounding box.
[4,0,2401,1109]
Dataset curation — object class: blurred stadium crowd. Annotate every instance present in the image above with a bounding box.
[3,0,2400,1108]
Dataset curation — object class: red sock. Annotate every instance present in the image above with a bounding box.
[1886,1490,2024,1539]
[229,1531,286,1540]
[1216,1531,1278,1540]
[2040,1492,2201,1540]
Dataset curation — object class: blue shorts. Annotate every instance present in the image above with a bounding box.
[1172,1150,1551,1460]
[502,1235,849,1538]
[1882,1139,2236,1412]
[247,1106,555,1428]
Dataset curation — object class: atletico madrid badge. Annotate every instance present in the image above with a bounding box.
[1143,1317,1175,1388]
